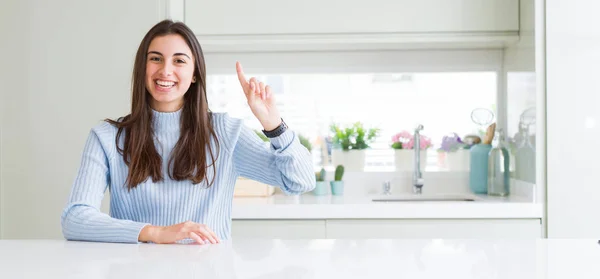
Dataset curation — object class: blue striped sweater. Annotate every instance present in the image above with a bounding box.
[61,109,315,243]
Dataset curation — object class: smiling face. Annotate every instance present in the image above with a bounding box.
[145,34,196,112]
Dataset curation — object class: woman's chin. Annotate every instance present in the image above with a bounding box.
[150,91,178,99]
[150,95,183,107]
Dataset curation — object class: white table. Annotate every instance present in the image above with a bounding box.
[0,239,598,278]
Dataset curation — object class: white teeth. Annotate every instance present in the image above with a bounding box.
[156,80,175,87]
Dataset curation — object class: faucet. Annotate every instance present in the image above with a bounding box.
[382,181,392,195]
[413,124,425,194]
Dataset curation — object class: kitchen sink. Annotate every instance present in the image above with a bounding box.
[371,194,481,202]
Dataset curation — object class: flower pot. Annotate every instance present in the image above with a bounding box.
[446,149,470,171]
[332,149,365,171]
[437,151,447,168]
[330,181,344,196]
[313,181,329,195]
[394,149,427,172]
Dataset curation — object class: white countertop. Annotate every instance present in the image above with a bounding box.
[231,193,543,219]
[1,239,597,278]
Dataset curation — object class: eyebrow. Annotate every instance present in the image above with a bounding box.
[147,51,191,60]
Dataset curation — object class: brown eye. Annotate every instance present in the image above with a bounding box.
[149,56,161,62]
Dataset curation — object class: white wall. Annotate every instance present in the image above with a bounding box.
[546,0,600,237]
[0,0,165,239]
[0,0,27,239]
[0,1,7,237]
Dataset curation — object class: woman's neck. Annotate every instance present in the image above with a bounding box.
[151,100,183,112]
[151,107,182,134]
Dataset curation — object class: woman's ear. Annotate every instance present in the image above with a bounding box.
[192,76,197,83]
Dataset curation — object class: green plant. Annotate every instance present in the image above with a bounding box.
[391,142,403,149]
[298,134,312,152]
[254,130,269,142]
[334,165,344,181]
[315,168,326,182]
[330,122,380,151]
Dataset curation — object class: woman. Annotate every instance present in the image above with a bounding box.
[61,20,315,244]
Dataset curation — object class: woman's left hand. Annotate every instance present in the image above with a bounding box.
[236,61,282,131]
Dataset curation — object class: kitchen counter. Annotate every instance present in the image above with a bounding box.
[0,239,597,278]
[232,194,543,219]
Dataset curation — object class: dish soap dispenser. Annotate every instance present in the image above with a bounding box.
[469,123,495,194]
[488,128,510,196]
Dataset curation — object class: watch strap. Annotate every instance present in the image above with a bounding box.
[262,119,288,138]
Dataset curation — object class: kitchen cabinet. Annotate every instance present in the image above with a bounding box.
[232,219,542,239]
[232,220,327,239]
[180,0,520,52]
[326,219,542,239]
[545,0,600,237]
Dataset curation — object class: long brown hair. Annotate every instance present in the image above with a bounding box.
[106,20,219,190]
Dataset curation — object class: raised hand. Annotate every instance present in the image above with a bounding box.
[236,61,282,131]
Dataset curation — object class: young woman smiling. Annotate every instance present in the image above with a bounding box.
[61,20,314,244]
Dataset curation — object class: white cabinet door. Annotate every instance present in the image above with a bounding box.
[183,0,519,51]
[546,0,600,238]
[326,219,542,238]
[232,220,326,239]
[185,0,518,35]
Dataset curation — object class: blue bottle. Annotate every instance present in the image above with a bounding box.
[469,143,492,194]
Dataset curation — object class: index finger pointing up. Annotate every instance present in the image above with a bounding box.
[236,61,249,91]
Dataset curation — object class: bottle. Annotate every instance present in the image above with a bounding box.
[469,123,495,194]
[469,143,492,194]
[488,129,510,196]
[515,124,536,183]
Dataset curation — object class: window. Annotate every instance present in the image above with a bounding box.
[205,49,502,171]
[207,72,497,170]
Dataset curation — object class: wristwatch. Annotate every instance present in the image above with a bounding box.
[262,119,288,138]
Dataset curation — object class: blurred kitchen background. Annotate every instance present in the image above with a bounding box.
[1,0,598,240]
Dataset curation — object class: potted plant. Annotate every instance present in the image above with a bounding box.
[330,122,380,171]
[313,168,328,195]
[391,130,431,172]
[438,133,470,171]
[330,165,345,195]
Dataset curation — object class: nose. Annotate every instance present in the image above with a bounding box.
[159,62,173,76]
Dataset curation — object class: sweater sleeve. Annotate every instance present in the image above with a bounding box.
[215,113,315,195]
[61,125,150,243]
